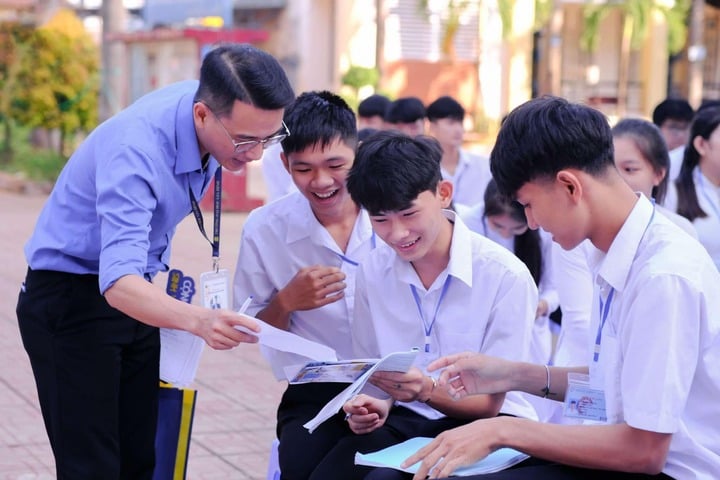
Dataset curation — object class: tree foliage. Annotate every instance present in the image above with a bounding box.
[0,8,99,158]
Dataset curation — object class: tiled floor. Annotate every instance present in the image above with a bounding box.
[0,190,285,480]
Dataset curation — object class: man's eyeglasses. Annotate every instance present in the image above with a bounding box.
[208,106,290,153]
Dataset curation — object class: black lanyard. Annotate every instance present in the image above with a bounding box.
[189,167,222,271]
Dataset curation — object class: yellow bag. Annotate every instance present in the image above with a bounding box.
[153,382,198,480]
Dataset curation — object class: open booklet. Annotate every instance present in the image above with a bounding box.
[355,436,529,476]
[303,349,419,433]
[285,359,384,384]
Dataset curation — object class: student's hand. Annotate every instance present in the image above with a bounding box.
[402,418,503,479]
[197,309,260,350]
[278,265,346,311]
[536,299,549,318]
[369,367,427,403]
[428,352,516,399]
[343,394,391,434]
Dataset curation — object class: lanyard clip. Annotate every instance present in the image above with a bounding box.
[212,256,220,273]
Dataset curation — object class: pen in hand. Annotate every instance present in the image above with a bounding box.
[238,295,253,315]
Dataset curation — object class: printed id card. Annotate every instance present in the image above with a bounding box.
[200,269,230,310]
[563,372,607,422]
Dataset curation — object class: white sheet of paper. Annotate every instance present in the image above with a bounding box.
[354,436,529,475]
[159,328,205,387]
[303,349,418,433]
[235,314,338,362]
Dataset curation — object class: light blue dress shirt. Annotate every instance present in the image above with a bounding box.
[25,80,218,293]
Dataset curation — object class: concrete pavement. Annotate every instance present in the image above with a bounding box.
[0,189,285,480]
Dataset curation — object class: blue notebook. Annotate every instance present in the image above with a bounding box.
[355,436,529,476]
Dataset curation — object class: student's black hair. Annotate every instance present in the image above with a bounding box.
[611,118,670,204]
[490,96,614,198]
[384,97,426,124]
[358,94,391,118]
[651,98,694,126]
[194,43,295,117]
[426,96,465,122]
[358,127,380,143]
[483,179,543,285]
[675,105,720,221]
[347,130,442,215]
[280,90,358,155]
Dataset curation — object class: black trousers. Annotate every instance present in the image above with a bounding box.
[309,406,470,480]
[16,268,160,480]
[277,382,352,480]
[365,457,675,480]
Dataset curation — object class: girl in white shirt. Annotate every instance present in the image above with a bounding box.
[674,105,720,270]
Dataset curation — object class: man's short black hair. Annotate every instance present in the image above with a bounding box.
[491,96,614,198]
[347,130,442,215]
[358,94,391,118]
[195,43,295,117]
[384,97,426,124]
[426,96,465,122]
[652,98,694,126]
[281,90,357,155]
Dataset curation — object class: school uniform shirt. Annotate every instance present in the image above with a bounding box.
[352,211,539,421]
[233,191,377,380]
[24,80,214,293]
[441,149,492,210]
[461,206,559,365]
[587,194,720,479]
[260,142,297,203]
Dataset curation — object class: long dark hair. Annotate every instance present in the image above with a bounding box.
[484,179,543,285]
[675,106,720,221]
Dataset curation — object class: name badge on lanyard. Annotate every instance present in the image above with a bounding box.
[189,167,229,309]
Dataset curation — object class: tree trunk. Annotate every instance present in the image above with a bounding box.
[617,13,633,118]
[688,0,705,108]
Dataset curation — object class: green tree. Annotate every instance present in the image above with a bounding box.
[0,22,33,163]
[580,0,690,116]
[12,8,99,157]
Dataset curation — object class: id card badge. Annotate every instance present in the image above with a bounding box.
[563,372,607,422]
[200,269,230,310]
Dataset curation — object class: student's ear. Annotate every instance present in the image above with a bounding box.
[280,151,290,173]
[693,135,707,157]
[555,170,583,203]
[437,179,454,208]
[654,167,667,187]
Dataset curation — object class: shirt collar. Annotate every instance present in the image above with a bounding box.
[596,194,654,293]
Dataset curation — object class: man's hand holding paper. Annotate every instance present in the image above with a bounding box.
[343,394,392,434]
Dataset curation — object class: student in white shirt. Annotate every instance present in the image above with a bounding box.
[652,98,693,182]
[426,96,492,210]
[673,105,720,270]
[404,96,720,480]
[611,117,697,237]
[461,179,558,365]
[308,131,538,480]
[233,91,377,480]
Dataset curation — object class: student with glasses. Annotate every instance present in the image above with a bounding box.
[16,43,294,480]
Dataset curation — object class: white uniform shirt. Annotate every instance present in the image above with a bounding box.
[442,150,492,210]
[233,191,377,379]
[588,195,720,479]
[259,142,296,203]
[461,207,559,364]
[352,212,539,421]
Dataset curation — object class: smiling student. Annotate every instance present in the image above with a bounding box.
[308,131,538,480]
[403,96,720,480]
[232,91,378,480]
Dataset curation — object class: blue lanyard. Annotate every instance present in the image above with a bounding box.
[593,288,614,362]
[189,167,222,271]
[593,203,656,362]
[335,231,376,266]
[410,275,452,352]
[696,170,720,220]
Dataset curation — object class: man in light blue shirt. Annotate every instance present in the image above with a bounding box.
[16,43,294,480]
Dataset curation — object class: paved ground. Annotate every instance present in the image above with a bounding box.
[0,188,285,480]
